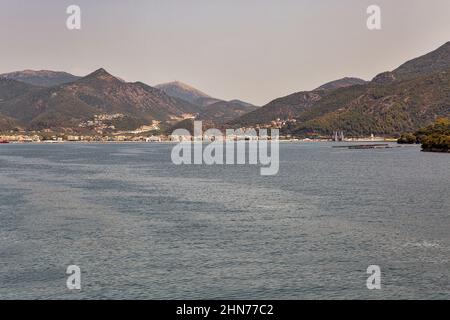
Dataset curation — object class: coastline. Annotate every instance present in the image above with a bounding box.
[421,148,450,153]
[0,139,400,145]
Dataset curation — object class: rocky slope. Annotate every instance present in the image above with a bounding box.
[0,78,39,101]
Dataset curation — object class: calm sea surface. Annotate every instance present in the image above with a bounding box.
[0,142,448,299]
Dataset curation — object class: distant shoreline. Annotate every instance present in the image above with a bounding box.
[0,139,401,145]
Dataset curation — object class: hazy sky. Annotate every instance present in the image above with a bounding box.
[1,0,449,105]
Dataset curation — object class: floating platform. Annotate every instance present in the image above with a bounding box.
[333,144,391,150]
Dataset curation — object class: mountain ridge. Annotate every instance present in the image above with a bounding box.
[315,77,367,91]
[0,68,202,131]
[372,41,450,84]
[0,70,80,87]
[229,77,366,127]
[288,69,450,136]
[231,41,450,135]
[155,81,214,105]
[1,41,449,135]
[0,68,256,132]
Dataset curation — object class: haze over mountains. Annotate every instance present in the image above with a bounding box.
[155,81,258,123]
[155,81,221,107]
[231,41,450,136]
[0,41,449,136]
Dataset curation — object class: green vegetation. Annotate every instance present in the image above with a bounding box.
[397,133,418,144]
[422,134,450,152]
[398,118,450,152]
[288,69,450,137]
[416,118,450,152]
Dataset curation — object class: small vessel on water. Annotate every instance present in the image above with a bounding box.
[0,140,10,144]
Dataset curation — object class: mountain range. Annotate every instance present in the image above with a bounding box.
[0,70,257,132]
[0,69,202,131]
[0,41,449,135]
[230,41,450,137]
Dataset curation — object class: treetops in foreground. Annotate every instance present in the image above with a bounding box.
[398,118,450,153]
